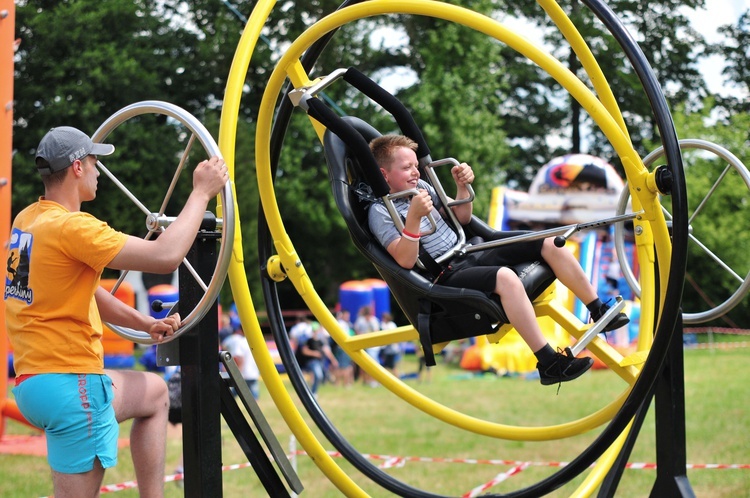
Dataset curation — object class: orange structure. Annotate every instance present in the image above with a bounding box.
[100,279,137,367]
[0,1,34,436]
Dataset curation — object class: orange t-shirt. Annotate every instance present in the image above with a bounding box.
[4,198,128,375]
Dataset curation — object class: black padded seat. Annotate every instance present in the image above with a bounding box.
[323,116,556,366]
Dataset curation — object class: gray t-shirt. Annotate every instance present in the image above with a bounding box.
[368,180,458,261]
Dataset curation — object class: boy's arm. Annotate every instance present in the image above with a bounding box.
[385,190,432,268]
[449,163,474,224]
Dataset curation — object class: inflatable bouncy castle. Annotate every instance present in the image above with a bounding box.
[462,154,639,375]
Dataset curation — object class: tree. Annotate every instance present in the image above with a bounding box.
[713,10,750,115]
[12,0,730,317]
[13,0,230,232]
[649,100,750,327]
[499,0,709,175]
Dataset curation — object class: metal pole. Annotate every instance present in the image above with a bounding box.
[179,231,223,497]
[650,313,696,497]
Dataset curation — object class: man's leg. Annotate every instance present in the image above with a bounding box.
[107,369,169,498]
[52,459,105,498]
[309,360,324,394]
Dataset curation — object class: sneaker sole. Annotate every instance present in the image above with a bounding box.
[540,358,594,386]
[602,315,630,332]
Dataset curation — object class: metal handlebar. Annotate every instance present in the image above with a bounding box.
[459,210,644,256]
[383,188,438,237]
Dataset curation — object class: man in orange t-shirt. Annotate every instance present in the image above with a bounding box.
[5,126,228,497]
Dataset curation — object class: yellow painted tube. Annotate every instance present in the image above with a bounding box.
[536,0,628,136]
[570,420,635,497]
[218,1,368,495]
[251,0,671,442]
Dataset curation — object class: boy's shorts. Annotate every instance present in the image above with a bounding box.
[13,373,118,473]
[439,238,545,292]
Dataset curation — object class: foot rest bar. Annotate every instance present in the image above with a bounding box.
[220,351,304,494]
[567,296,627,357]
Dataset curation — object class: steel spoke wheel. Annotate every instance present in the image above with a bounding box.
[92,101,235,344]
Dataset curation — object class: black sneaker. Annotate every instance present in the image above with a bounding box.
[590,301,630,332]
[537,349,594,386]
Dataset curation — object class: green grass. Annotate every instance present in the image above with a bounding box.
[1,347,748,497]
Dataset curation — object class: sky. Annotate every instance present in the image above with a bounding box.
[686,0,749,95]
[375,1,750,97]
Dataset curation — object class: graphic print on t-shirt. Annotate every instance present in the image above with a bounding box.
[5,228,33,304]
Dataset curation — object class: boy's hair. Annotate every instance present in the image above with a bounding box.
[369,135,418,169]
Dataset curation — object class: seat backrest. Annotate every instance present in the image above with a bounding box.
[323,115,558,364]
[323,117,510,324]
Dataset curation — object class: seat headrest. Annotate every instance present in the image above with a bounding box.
[323,116,389,197]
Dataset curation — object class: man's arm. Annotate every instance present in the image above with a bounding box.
[322,343,338,368]
[107,156,229,274]
[300,343,323,358]
[95,287,180,342]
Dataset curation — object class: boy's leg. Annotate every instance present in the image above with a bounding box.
[540,238,598,304]
[493,267,593,385]
[494,267,548,351]
[107,369,169,498]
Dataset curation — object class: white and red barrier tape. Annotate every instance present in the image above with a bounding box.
[463,462,530,498]
[293,450,750,470]
[689,341,750,350]
[684,327,750,336]
[69,451,749,496]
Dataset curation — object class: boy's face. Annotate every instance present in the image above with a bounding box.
[380,146,420,193]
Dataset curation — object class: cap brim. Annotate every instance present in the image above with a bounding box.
[90,143,115,156]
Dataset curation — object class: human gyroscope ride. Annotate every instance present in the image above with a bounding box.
[90,0,749,496]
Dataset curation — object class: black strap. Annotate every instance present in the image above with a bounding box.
[417,245,445,282]
[418,300,437,366]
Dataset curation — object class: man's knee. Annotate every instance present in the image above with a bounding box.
[141,372,169,413]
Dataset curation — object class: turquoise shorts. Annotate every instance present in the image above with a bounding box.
[13,373,118,473]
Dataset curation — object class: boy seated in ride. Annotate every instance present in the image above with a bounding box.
[367,134,629,386]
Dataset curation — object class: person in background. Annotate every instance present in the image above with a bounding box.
[295,323,338,397]
[288,315,312,355]
[218,311,234,344]
[413,339,432,383]
[221,326,260,399]
[331,310,354,388]
[164,366,184,487]
[5,126,228,497]
[379,312,402,377]
[353,305,381,387]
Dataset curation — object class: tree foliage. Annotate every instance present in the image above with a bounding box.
[494,0,709,174]
[712,9,750,115]
[13,0,233,227]
[652,101,750,327]
[11,0,750,319]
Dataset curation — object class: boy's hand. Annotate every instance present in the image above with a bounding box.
[409,189,434,218]
[452,163,474,187]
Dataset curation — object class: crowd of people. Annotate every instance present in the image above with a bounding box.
[289,305,417,394]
